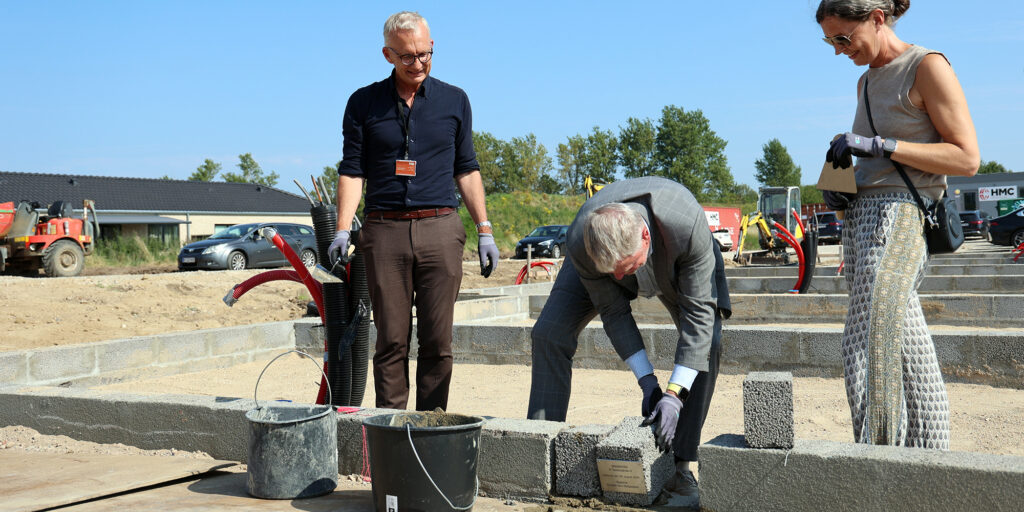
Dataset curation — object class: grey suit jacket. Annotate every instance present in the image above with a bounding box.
[566,176,731,371]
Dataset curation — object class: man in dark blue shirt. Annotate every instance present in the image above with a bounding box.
[330,11,498,411]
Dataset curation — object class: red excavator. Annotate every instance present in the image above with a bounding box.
[0,199,99,277]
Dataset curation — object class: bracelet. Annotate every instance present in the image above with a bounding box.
[475,221,492,229]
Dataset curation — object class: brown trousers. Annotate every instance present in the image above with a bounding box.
[360,211,465,411]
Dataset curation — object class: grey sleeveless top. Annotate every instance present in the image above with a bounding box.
[852,45,948,201]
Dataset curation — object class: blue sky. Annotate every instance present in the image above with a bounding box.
[2,1,1021,195]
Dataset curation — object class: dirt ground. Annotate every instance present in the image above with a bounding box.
[3,251,1024,464]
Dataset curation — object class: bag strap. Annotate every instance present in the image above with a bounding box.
[862,77,938,227]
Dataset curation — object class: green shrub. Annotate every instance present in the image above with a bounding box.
[92,236,178,266]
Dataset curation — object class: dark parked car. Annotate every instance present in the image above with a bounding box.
[986,207,1024,247]
[178,222,318,271]
[514,225,568,259]
[958,210,989,239]
[815,212,844,244]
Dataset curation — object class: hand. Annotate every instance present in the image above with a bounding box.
[328,230,351,266]
[638,374,663,417]
[826,132,884,169]
[823,190,855,211]
[641,393,684,452]
[478,233,499,278]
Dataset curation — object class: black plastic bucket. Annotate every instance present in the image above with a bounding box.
[363,412,484,511]
[246,351,338,499]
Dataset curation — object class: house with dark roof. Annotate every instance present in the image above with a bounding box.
[0,171,314,245]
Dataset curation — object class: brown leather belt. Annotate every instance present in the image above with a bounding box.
[366,207,456,220]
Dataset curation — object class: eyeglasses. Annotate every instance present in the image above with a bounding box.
[386,47,433,66]
[822,24,860,48]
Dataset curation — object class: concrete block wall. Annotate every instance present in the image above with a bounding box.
[700,434,1024,512]
[0,321,296,387]
[554,424,614,497]
[478,417,564,498]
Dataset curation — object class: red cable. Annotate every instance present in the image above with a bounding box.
[516,262,557,286]
[229,270,304,302]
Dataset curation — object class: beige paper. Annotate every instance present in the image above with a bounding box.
[597,459,647,494]
[816,160,857,194]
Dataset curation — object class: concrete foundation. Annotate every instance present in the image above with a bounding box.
[478,417,564,498]
[554,424,614,497]
[700,434,1024,512]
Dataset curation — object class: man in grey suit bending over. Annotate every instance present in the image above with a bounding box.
[527,176,730,495]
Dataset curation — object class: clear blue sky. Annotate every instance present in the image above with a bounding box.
[2,1,1021,195]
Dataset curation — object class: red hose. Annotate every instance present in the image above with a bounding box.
[791,208,805,237]
[515,261,555,285]
[229,269,305,302]
[1013,242,1024,262]
[773,221,805,293]
[266,229,331,404]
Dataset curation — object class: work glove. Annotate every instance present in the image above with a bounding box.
[478,233,499,278]
[638,374,663,417]
[328,230,351,267]
[823,190,855,211]
[826,132,884,169]
[641,393,683,452]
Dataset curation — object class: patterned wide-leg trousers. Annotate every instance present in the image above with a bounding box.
[841,193,950,449]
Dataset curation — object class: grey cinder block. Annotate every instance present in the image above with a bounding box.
[595,416,674,506]
[743,371,794,449]
[479,417,565,498]
[554,424,614,497]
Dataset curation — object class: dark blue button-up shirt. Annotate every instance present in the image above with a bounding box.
[339,72,479,212]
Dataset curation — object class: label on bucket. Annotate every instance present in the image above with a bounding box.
[386,494,397,512]
[597,459,647,494]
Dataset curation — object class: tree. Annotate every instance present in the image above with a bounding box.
[190,159,221,181]
[653,105,734,202]
[978,160,1011,174]
[556,135,587,194]
[580,127,618,183]
[800,184,824,205]
[754,139,802,187]
[222,153,279,187]
[619,117,657,178]
[537,173,564,194]
[502,133,553,192]
[473,132,505,193]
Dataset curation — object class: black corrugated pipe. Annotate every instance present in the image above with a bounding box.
[311,204,337,267]
[309,203,352,406]
[347,229,371,405]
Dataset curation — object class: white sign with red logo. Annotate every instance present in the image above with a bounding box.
[978,186,1017,201]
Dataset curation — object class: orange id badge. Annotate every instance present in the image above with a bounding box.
[395,159,417,177]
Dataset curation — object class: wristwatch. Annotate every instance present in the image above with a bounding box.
[882,138,898,159]
[666,383,690,402]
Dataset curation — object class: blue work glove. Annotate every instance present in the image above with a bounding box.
[827,132,884,169]
[327,230,351,266]
[478,233,499,278]
[638,374,663,417]
[823,190,855,211]
[641,393,684,452]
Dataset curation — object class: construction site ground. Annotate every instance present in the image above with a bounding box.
[2,240,1023,510]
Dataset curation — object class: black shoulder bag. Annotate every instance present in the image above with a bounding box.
[862,77,964,254]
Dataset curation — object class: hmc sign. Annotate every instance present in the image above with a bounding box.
[978,186,1017,201]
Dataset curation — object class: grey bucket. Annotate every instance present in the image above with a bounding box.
[363,411,484,512]
[246,350,338,499]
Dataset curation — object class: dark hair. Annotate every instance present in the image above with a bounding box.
[815,0,910,24]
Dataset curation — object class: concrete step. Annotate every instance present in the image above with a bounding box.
[528,293,1024,328]
[726,263,1024,277]
[727,274,1024,294]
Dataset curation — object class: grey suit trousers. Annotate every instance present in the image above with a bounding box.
[527,258,721,461]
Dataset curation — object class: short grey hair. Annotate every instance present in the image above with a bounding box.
[815,0,910,25]
[383,11,429,43]
[583,203,645,274]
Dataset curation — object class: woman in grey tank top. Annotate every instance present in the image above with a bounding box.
[816,0,979,450]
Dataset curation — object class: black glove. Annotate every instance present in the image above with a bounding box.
[823,190,855,211]
[641,393,684,452]
[638,374,663,417]
[826,132,884,169]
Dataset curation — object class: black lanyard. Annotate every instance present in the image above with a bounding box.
[395,98,411,160]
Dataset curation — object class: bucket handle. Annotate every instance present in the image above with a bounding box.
[253,350,332,410]
[405,423,478,511]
